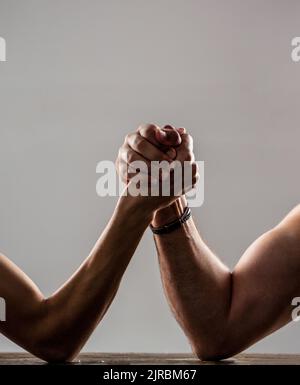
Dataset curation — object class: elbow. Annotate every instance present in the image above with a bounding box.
[22,298,80,363]
[35,344,78,363]
[191,335,239,362]
[31,300,80,363]
[31,327,79,363]
[194,348,234,362]
[193,346,230,362]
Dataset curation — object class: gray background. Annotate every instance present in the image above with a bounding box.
[0,0,300,353]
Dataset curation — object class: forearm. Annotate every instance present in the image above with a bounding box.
[153,203,300,360]
[153,202,232,358]
[41,195,151,360]
[1,195,152,362]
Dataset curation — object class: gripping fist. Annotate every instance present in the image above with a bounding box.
[116,124,198,211]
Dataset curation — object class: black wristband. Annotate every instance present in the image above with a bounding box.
[150,206,191,235]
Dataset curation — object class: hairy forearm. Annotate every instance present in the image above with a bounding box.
[153,203,300,360]
[153,204,231,358]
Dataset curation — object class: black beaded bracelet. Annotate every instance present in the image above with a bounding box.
[150,206,191,235]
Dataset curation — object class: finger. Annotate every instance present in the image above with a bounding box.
[176,134,194,162]
[118,153,158,186]
[119,144,152,171]
[181,133,194,152]
[137,124,180,154]
[118,160,130,184]
[136,127,176,159]
[155,126,181,147]
[176,127,187,134]
[136,124,162,147]
[192,172,200,188]
[127,132,174,162]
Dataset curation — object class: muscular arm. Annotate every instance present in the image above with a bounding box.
[116,123,300,360]
[0,195,152,362]
[152,200,300,360]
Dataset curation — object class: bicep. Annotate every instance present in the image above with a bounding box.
[227,207,300,350]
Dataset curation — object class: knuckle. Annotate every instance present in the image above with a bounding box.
[117,148,122,159]
[118,146,125,156]
[181,133,189,142]
[127,151,136,163]
[182,133,193,148]
[136,123,146,133]
[139,123,157,138]
[124,133,133,145]
[185,152,193,162]
[131,134,141,149]
[118,148,126,162]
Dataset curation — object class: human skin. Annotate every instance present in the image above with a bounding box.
[0,128,195,363]
[117,124,300,360]
[0,195,151,362]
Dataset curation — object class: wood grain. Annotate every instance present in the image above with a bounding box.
[0,352,299,365]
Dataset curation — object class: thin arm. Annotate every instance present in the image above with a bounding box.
[0,195,152,362]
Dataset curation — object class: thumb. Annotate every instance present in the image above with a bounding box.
[155,125,182,146]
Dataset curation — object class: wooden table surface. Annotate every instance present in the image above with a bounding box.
[0,352,299,365]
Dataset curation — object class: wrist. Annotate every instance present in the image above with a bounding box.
[151,196,187,227]
[117,194,155,225]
